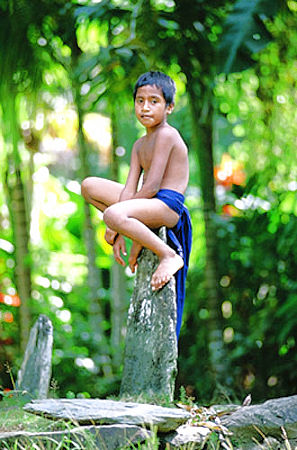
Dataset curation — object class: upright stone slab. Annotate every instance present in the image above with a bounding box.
[120,228,178,401]
[17,314,53,399]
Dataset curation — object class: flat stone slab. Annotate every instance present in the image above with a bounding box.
[23,399,191,433]
[0,424,151,450]
[222,395,297,438]
[220,395,297,449]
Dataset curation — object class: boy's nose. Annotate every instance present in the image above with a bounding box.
[142,101,150,110]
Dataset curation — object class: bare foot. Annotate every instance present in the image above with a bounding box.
[151,254,184,291]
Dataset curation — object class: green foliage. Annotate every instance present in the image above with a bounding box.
[218,0,282,74]
[179,205,297,403]
[217,208,297,398]
[1,0,297,409]
[178,5,297,403]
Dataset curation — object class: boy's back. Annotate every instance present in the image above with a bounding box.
[135,123,189,195]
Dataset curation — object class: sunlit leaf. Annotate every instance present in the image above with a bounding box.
[218,0,282,74]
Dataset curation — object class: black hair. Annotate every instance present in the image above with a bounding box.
[133,71,176,106]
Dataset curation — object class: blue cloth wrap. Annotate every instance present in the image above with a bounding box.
[154,189,192,338]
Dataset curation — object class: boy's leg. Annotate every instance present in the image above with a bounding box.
[81,177,124,243]
[103,198,183,290]
[81,177,124,212]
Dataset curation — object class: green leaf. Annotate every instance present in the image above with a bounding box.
[114,47,133,59]
[74,1,112,20]
[157,18,179,30]
[275,294,297,319]
[217,0,281,74]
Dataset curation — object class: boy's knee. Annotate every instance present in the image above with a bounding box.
[103,205,122,228]
[81,177,93,201]
[103,206,115,228]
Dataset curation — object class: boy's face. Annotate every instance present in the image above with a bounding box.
[134,84,173,129]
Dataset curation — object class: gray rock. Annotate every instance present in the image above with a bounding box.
[164,396,297,449]
[0,424,152,450]
[221,395,297,448]
[17,314,53,399]
[163,424,210,448]
[23,398,191,433]
[120,227,178,402]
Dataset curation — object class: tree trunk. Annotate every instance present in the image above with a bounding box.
[74,87,112,375]
[5,166,31,352]
[109,107,127,370]
[187,77,226,384]
[77,104,104,312]
[3,95,32,352]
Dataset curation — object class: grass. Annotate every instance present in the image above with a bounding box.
[2,389,294,449]
[0,392,160,449]
[0,394,55,433]
[0,389,233,449]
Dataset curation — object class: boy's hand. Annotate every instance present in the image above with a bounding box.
[113,235,127,267]
[105,227,118,245]
[129,242,143,273]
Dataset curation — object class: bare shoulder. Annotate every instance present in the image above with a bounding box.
[157,124,184,140]
[157,124,187,150]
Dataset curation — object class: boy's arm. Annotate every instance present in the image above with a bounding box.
[105,142,141,263]
[132,128,174,199]
[105,143,141,245]
[119,142,142,201]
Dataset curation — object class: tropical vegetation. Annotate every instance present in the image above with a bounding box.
[0,0,296,407]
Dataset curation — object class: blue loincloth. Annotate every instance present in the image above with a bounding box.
[154,189,192,338]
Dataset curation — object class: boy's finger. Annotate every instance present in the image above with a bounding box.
[114,251,124,266]
[116,256,125,267]
[121,243,127,256]
[113,244,126,266]
[117,236,127,255]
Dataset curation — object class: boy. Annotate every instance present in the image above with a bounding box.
[81,71,191,336]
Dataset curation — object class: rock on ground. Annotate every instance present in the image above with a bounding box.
[163,423,210,448]
[18,395,297,449]
[221,394,297,447]
[23,398,191,433]
[0,424,152,450]
[164,395,297,449]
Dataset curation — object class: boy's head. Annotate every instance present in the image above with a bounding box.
[133,71,176,106]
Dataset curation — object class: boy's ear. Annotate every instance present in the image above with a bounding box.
[166,103,174,115]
